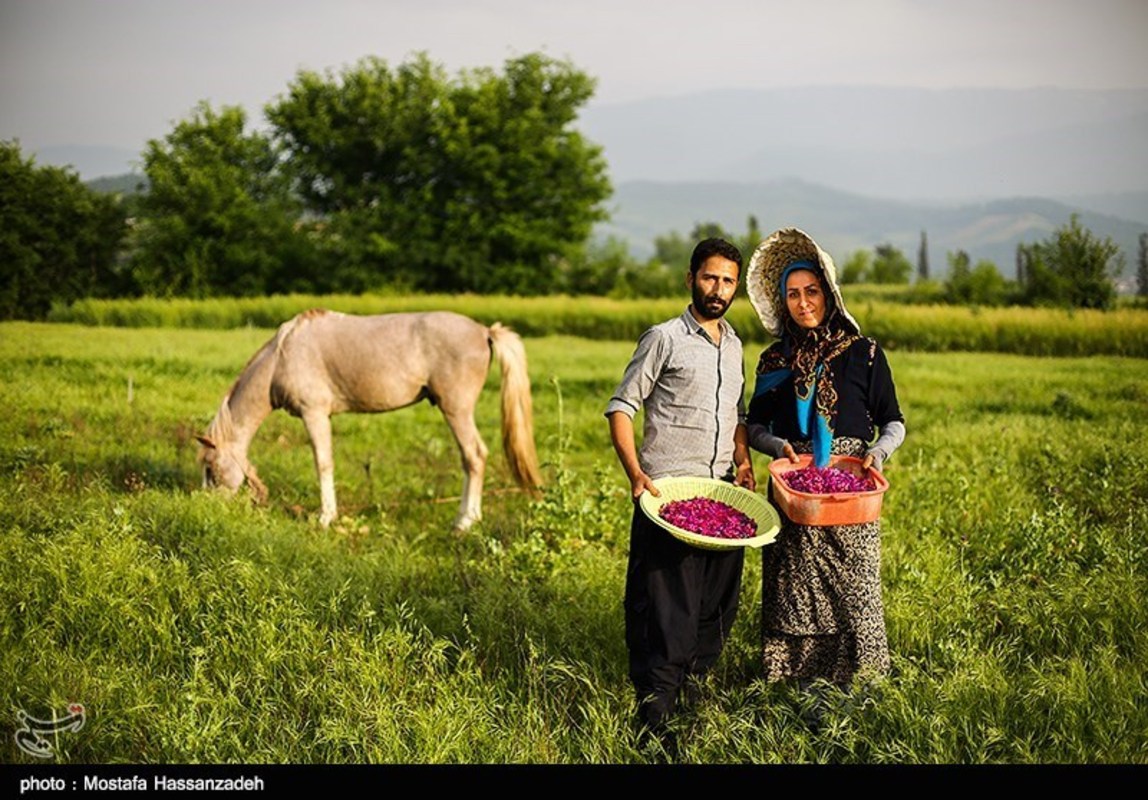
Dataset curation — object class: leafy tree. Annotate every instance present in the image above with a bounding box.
[945,250,1010,305]
[652,230,696,274]
[560,236,639,295]
[840,250,872,284]
[0,140,127,319]
[738,215,763,266]
[132,103,315,297]
[870,243,913,284]
[946,249,971,292]
[612,258,685,299]
[688,222,731,242]
[644,218,773,299]
[266,52,611,294]
[653,222,734,275]
[1019,214,1122,309]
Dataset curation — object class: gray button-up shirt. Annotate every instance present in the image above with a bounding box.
[605,308,747,481]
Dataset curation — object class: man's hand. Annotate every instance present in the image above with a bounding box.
[609,412,661,500]
[733,422,756,491]
[734,460,756,492]
[629,470,660,499]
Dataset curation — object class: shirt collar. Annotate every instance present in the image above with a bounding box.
[680,307,734,345]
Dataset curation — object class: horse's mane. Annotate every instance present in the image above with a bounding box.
[273,308,323,357]
[200,309,332,454]
[201,393,236,455]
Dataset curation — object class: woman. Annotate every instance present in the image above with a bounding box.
[745,227,905,699]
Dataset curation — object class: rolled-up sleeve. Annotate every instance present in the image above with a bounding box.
[604,327,668,419]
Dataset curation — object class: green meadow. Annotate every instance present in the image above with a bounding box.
[52,292,1148,357]
[1,308,1146,763]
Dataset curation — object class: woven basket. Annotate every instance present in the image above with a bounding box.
[639,477,781,550]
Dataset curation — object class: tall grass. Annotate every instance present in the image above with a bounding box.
[1,323,1146,763]
[50,293,1148,357]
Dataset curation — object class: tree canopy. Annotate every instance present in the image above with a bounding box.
[945,249,1010,306]
[265,52,612,294]
[0,141,127,319]
[1018,214,1122,309]
[870,243,913,284]
[131,103,317,297]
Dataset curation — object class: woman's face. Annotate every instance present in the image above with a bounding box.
[785,269,826,329]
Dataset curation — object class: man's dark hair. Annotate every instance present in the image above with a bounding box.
[689,238,743,276]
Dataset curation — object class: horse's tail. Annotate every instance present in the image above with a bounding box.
[488,323,543,493]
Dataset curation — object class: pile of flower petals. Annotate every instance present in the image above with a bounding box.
[658,497,758,539]
[781,465,876,494]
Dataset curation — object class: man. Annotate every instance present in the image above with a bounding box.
[604,237,755,747]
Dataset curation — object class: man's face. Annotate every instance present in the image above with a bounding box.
[688,255,740,320]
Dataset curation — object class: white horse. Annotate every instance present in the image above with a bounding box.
[196,309,542,530]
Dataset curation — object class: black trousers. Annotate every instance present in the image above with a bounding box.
[623,503,745,727]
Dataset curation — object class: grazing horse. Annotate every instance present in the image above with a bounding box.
[196,309,542,530]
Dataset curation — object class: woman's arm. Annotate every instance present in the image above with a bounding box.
[862,341,906,471]
[863,419,905,472]
[747,390,799,462]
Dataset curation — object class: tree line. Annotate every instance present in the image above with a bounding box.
[3,52,611,317]
[2,50,1145,319]
[838,218,1134,309]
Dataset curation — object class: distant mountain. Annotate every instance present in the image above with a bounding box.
[1056,191,1148,227]
[86,173,148,195]
[595,178,1147,281]
[579,86,1148,199]
[34,145,139,179]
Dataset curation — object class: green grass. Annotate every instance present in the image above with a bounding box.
[49,292,1148,357]
[1,322,1146,764]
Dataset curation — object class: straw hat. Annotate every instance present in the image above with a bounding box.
[746,227,861,338]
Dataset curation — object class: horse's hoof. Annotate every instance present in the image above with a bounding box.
[452,516,481,533]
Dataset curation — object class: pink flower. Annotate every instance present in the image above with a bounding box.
[781,466,875,494]
[659,497,758,539]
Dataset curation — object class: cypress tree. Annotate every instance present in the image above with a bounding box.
[1138,232,1148,298]
[917,230,929,281]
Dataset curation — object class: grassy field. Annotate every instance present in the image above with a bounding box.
[50,292,1148,357]
[1,320,1146,764]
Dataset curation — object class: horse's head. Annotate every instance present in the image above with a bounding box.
[196,435,268,503]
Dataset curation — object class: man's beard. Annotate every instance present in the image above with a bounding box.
[692,285,729,320]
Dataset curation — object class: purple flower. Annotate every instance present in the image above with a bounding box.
[781,466,876,494]
[658,497,758,539]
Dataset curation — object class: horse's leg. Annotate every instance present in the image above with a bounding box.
[441,407,488,531]
[301,410,338,527]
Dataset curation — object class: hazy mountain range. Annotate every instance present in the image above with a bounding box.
[599,178,1146,285]
[38,86,1148,282]
[577,86,1148,278]
[579,86,1148,198]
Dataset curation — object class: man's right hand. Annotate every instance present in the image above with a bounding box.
[609,411,661,500]
[630,471,660,499]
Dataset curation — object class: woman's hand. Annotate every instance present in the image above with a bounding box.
[782,442,800,463]
[861,452,883,472]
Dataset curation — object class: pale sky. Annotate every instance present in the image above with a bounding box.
[3,0,1147,153]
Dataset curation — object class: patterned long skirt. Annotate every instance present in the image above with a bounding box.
[761,437,890,688]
